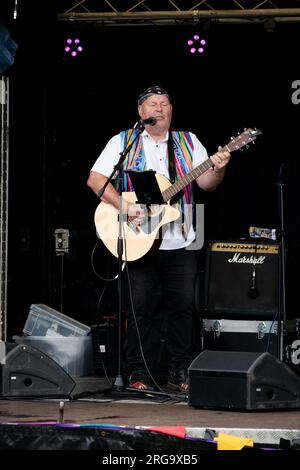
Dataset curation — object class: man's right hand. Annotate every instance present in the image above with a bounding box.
[127,203,147,225]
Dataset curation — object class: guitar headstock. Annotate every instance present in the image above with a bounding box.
[224,128,262,153]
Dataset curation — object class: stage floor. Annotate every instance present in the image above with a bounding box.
[1,377,300,445]
[1,396,300,429]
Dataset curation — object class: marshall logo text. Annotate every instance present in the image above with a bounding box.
[228,252,266,265]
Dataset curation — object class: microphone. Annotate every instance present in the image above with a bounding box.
[248,265,259,299]
[140,117,157,126]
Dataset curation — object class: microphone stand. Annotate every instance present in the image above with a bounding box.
[98,122,145,391]
[277,163,287,362]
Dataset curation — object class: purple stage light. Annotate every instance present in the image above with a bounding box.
[187,34,207,55]
[64,37,84,58]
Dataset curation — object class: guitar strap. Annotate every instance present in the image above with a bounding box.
[167,131,176,184]
[167,131,185,207]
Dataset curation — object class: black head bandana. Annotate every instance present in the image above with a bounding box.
[138,85,169,105]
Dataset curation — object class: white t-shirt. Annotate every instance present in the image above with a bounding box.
[91,129,208,250]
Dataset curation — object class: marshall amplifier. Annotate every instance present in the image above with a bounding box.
[204,241,280,319]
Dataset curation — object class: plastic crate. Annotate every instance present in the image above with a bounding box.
[23,304,90,337]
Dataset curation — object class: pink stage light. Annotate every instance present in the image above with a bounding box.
[64,38,84,58]
[187,34,207,55]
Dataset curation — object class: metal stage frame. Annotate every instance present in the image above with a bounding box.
[58,0,300,25]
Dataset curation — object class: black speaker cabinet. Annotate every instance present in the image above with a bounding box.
[204,241,279,319]
[0,343,75,397]
[91,322,117,377]
[188,350,300,410]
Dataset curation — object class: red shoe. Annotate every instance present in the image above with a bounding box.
[167,369,188,393]
[128,371,152,390]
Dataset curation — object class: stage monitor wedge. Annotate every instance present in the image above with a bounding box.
[0,343,75,398]
[188,350,300,410]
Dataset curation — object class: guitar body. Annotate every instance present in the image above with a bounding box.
[94,128,261,261]
[94,173,180,261]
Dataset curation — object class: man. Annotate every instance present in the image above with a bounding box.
[87,85,230,392]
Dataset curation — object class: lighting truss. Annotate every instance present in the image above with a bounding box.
[58,1,300,26]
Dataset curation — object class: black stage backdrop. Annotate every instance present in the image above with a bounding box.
[2,2,299,338]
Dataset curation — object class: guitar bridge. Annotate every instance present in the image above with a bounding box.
[127,220,140,234]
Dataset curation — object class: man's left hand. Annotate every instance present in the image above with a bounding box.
[210,146,231,173]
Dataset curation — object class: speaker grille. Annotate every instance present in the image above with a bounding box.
[188,350,300,410]
[204,241,279,319]
[0,343,75,397]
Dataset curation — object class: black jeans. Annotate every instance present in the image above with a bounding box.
[126,248,198,375]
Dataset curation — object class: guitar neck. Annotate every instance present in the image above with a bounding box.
[162,157,214,202]
[160,129,260,202]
